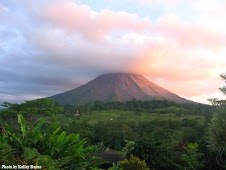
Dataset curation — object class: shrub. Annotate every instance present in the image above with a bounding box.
[120,155,149,170]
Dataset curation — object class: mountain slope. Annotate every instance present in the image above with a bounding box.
[49,73,192,105]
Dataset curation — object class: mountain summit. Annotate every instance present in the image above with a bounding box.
[49,73,192,105]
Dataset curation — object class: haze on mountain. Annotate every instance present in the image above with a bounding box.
[49,73,192,105]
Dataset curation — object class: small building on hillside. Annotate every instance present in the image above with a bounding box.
[74,110,80,116]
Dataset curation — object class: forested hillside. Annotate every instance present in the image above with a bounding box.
[0,97,225,169]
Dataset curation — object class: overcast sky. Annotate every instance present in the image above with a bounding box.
[0,0,225,104]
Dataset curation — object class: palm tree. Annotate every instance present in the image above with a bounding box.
[207,73,226,167]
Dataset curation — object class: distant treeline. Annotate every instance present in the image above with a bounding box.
[64,99,213,116]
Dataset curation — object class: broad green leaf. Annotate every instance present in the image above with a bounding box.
[18,114,26,138]
[52,127,61,137]
[34,118,45,131]
[64,134,76,145]
[56,131,66,148]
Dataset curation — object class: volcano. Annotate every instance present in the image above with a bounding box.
[49,73,192,105]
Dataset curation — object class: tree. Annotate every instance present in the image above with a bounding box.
[0,98,63,116]
[207,107,226,167]
[131,136,177,169]
[219,73,226,95]
[207,72,226,168]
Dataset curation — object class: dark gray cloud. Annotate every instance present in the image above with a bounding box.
[0,1,100,103]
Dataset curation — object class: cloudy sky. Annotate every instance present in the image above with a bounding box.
[0,0,225,104]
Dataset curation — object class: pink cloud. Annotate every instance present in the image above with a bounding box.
[155,14,226,51]
[130,44,214,80]
[42,2,226,51]
[43,1,152,40]
[121,39,224,98]
[153,78,222,97]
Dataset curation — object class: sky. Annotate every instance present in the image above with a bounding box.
[0,0,225,104]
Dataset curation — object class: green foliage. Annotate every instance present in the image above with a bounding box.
[20,147,59,169]
[91,120,135,150]
[0,141,17,164]
[36,155,59,170]
[122,140,135,156]
[0,98,217,169]
[131,136,176,169]
[2,114,98,169]
[181,119,204,143]
[108,162,122,170]
[0,98,63,116]
[207,107,226,153]
[18,114,26,138]
[154,106,181,114]
[197,137,223,170]
[206,72,226,168]
[21,147,40,162]
[94,142,110,154]
[64,99,211,116]
[119,155,149,170]
[206,106,226,168]
[181,143,205,170]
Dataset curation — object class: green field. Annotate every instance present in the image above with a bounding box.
[70,110,204,124]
